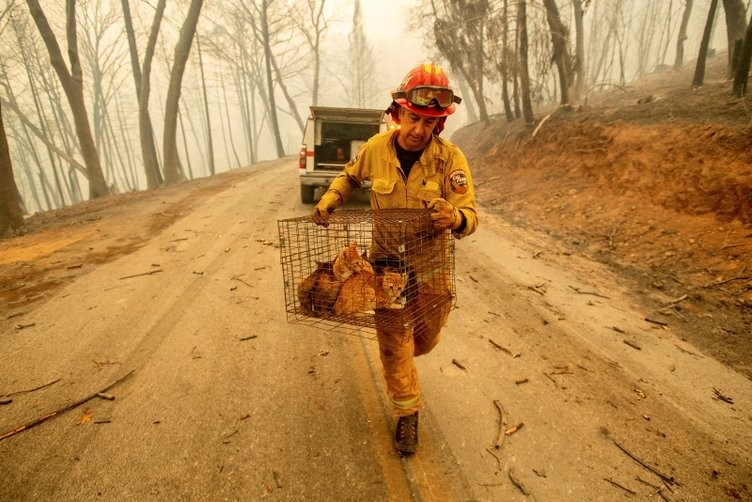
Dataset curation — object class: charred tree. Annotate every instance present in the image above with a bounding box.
[732,10,752,97]
[693,0,718,87]
[0,102,24,235]
[501,0,514,121]
[432,0,490,123]
[517,0,534,126]
[572,0,586,101]
[257,0,285,158]
[25,0,109,199]
[675,0,693,69]
[163,0,204,185]
[722,0,748,75]
[543,0,574,105]
[195,32,215,176]
[121,0,162,189]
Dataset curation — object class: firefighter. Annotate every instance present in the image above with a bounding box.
[312,63,478,455]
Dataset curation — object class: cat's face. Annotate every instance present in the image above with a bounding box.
[383,271,407,295]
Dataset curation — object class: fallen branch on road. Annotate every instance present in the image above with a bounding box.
[623,339,642,351]
[644,317,668,327]
[569,285,610,299]
[119,269,163,280]
[0,370,134,442]
[528,284,547,296]
[493,399,508,449]
[508,468,531,496]
[2,377,61,399]
[707,274,751,287]
[603,477,637,495]
[485,448,502,470]
[612,439,677,487]
[713,388,734,404]
[488,338,520,358]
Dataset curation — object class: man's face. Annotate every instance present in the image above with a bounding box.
[397,108,439,151]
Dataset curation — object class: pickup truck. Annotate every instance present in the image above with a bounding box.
[298,106,387,203]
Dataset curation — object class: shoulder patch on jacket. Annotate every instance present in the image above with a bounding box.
[449,169,469,195]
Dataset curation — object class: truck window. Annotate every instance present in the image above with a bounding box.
[321,122,380,162]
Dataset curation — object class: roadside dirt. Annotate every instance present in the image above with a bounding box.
[454,55,752,381]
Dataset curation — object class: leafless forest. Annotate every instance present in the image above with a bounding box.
[1,0,751,233]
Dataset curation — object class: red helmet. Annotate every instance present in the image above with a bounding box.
[391,63,461,118]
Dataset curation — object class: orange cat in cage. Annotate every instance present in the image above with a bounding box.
[333,240,373,280]
[297,260,340,316]
[333,269,407,316]
[297,241,372,316]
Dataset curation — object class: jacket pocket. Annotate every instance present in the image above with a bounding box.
[372,178,396,195]
[417,180,441,203]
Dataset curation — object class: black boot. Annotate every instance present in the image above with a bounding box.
[394,412,419,455]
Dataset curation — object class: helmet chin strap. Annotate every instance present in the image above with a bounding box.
[434,117,447,136]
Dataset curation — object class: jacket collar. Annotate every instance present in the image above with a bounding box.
[384,129,448,177]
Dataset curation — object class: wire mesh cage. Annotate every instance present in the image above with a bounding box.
[278,209,456,338]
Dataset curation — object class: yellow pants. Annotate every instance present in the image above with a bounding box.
[375,282,452,416]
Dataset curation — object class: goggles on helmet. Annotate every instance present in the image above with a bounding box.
[392,85,462,109]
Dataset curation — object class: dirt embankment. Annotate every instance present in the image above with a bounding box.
[453,63,752,379]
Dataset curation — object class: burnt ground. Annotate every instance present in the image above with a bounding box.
[2,55,751,382]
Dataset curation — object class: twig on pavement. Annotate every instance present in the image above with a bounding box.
[603,477,637,495]
[613,439,677,487]
[2,378,61,398]
[493,399,508,449]
[0,370,135,442]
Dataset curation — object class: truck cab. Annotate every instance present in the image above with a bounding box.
[298,106,387,203]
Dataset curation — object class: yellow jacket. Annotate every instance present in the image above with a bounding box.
[324,129,478,239]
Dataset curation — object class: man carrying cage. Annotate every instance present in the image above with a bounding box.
[312,63,478,455]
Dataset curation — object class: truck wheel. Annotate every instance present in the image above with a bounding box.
[300,185,315,204]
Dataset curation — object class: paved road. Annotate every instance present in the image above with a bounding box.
[1,159,750,500]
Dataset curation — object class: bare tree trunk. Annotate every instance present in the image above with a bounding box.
[122,0,162,189]
[456,79,478,123]
[431,0,490,123]
[269,49,305,134]
[732,10,752,97]
[25,0,110,199]
[517,0,534,126]
[635,1,659,77]
[0,97,87,176]
[498,0,514,121]
[163,0,204,184]
[139,0,167,188]
[219,69,242,168]
[675,0,693,69]
[237,55,255,165]
[693,0,719,87]
[289,0,328,106]
[657,0,676,67]
[722,0,748,75]
[543,0,573,105]
[572,0,586,101]
[9,20,68,206]
[178,100,196,179]
[114,93,138,189]
[0,102,24,235]
[195,32,215,175]
[259,0,286,158]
